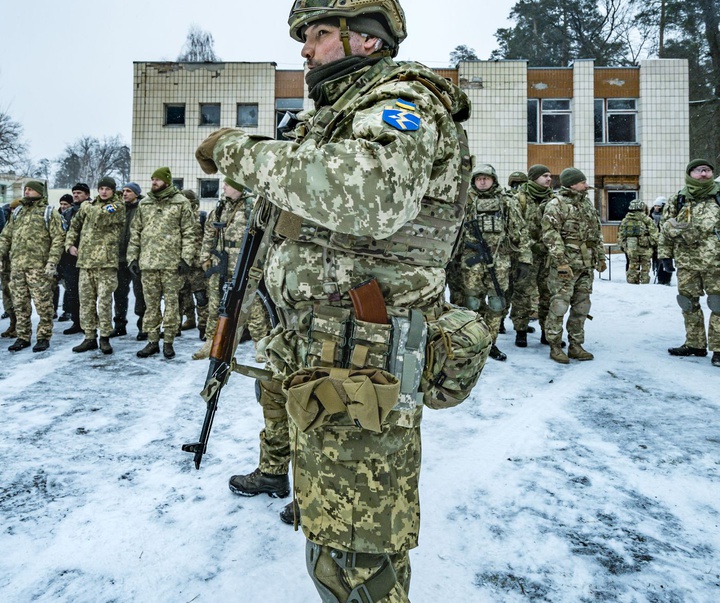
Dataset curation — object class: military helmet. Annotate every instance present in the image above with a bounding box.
[288,0,407,54]
[628,199,646,212]
[508,171,527,187]
[472,164,497,182]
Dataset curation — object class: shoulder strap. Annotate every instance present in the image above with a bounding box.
[44,205,53,230]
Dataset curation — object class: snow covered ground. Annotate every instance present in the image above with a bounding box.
[1,254,718,603]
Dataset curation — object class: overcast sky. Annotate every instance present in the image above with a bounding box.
[1,0,515,163]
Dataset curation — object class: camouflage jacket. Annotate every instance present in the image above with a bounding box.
[66,194,126,269]
[119,198,142,263]
[459,185,532,267]
[0,196,64,270]
[127,186,196,270]
[209,58,472,554]
[657,186,720,271]
[200,192,254,276]
[618,211,658,252]
[514,184,553,255]
[542,188,605,270]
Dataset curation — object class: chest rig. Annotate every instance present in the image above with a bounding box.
[470,193,504,234]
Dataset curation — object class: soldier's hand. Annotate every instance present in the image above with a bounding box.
[128,260,141,277]
[514,262,532,282]
[557,264,574,279]
[177,259,192,275]
[660,258,675,273]
[69,245,78,257]
[596,258,607,273]
[195,128,235,174]
[44,262,57,277]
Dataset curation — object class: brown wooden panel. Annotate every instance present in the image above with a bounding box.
[594,146,641,175]
[275,70,304,98]
[434,69,458,85]
[594,68,639,98]
[527,144,574,174]
[528,68,573,98]
[602,224,619,245]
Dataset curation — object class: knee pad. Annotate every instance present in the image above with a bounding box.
[549,298,570,316]
[573,298,592,316]
[707,294,720,313]
[464,295,481,311]
[193,290,209,307]
[487,295,506,313]
[676,294,698,313]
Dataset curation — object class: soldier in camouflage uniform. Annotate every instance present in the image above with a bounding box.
[0,181,64,352]
[658,159,720,368]
[507,170,527,191]
[0,201,16,338]
[178,189,209,339]
[618,199,658,284]
[195,2,492,600]
[66,177,126,354]
[192,177,269,360]
[455,164,531,361]
[542,168,606,364]
[127,167,196,359]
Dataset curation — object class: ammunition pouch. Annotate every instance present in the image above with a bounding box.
[625,237,638,254]
[706,294,720,313]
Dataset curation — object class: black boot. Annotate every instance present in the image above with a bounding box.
[32,339,50,353]
[99,336,113,355]
[668,345,707,357]
[541,331,565,347]
[109,325,127,338]
[279,500,300,526]
[8,338,31,352]
[137,341,160,358]
[526,325,536,333]
[489,344,507,361]
[498,320,506,334]
[73,338,98,353]
[63,323,84,335]
[712,352,720,367]
[515,331,527,348]
[229,469,290,498]
[163,342,176,359]
[136,331,148,341]
[58,311,72,322]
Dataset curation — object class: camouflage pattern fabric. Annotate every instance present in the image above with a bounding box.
[542,187,604,345]
[618,209,658,284]
[10,268,54,341]
[659,184,720,350]
[65,194,125,268]
[79,268,118,338]
[1,262,13,317]
[141,269,183,344]
[208,58,473,554]
[455,185,531,342]
[0,196,64,270]
[257,378,291,475]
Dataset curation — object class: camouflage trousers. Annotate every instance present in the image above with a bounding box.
[79,268,118,338]
[676,267,720,351]
[1,265,13,316]
[141,269,183,344]
[460,257,510,342]
[545,265,594,346]
[306,541,410,603]
[179,267,208,329]
[205,274,271,343]
[626,249,653,285]
[510,251,548,332]
[255,378,291,476]
[10,268,54,341]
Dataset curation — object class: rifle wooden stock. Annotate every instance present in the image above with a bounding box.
[349,278,388,324]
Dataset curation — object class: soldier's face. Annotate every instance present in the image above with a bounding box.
[474,175,494,191]
[570,181,589,192]
[59,200,72,212]
[151,177,167,192]
[689,165,714,180]
[98,186,114,200]
[73,190,89,203]
[23,187,41,199]
[534,172,552,188]
[301,23,374,68]
[122,188,137,203]
[223,183,242,200]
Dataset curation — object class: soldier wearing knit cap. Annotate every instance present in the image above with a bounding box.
[658,159,720,367]
[510,164,554,347]
[541,167,606,363]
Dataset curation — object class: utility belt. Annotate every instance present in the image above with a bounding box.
[564,238,598,267]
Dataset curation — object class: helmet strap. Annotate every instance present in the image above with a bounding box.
[338,17,353,56]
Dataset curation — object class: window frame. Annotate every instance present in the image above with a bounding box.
[198,178,220,200]
[527,98,572,144]
[236,103,259,128]
[605,188,638,222]
[164,103,186,127]
[199,103,221,127]
[594,98,638,144]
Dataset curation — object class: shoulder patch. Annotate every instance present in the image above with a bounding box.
[382,98,421,132]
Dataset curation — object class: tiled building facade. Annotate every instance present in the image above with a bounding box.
[131,58,689,242]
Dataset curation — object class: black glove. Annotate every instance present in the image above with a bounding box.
[514,262,532,282]
[660,258,675,273]
[177,259,191,275]
[128,260,141,277]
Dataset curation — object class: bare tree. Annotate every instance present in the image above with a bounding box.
[0,109,28,172]
[54,135,130,188]
[177,25,220,62]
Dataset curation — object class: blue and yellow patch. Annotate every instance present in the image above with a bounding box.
[382,99,421,132]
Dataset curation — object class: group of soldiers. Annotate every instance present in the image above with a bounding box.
[0,170,270,359]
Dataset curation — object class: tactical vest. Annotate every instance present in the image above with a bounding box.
[471,195,504,234]
[623,215,648,237]
[274,60,472,269]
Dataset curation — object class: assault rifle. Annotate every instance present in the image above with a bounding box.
[182,201,277,469]
[464,219,506,309]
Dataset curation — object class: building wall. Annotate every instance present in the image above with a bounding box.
[572,60,596,206]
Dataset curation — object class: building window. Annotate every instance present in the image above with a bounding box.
[276,98,304,139]
[199,178,219,199]
[165,104,186,126]
[528,99,571,143]
[200,103,221,126]
[237,103,259,127]
[172,178,184,190]
[595,99,637,143]
[607,190,637,222]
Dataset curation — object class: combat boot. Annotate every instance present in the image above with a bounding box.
[550,345,569,364]
[137,341,160,358]
[568,343,594,361]
[541,331,565,347]
[526,325,536,334]
[192,340,212,360]
[8,338,30,352]
[32,339,50,353]
[498,319,506,334]
[712,352,720,367]
[667,345,707,357]
[1,315,17,338]
[73,338,98,353]
[136,331,148,341]
[63,322,83,335]
[108,325,127,338]
[99,336,113,355]
[163,342,176,359]
[489,344,507,361]
[280,500,300,526]
[515,331,527,348]
[229,469,290,498]
[181,317,196,331]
